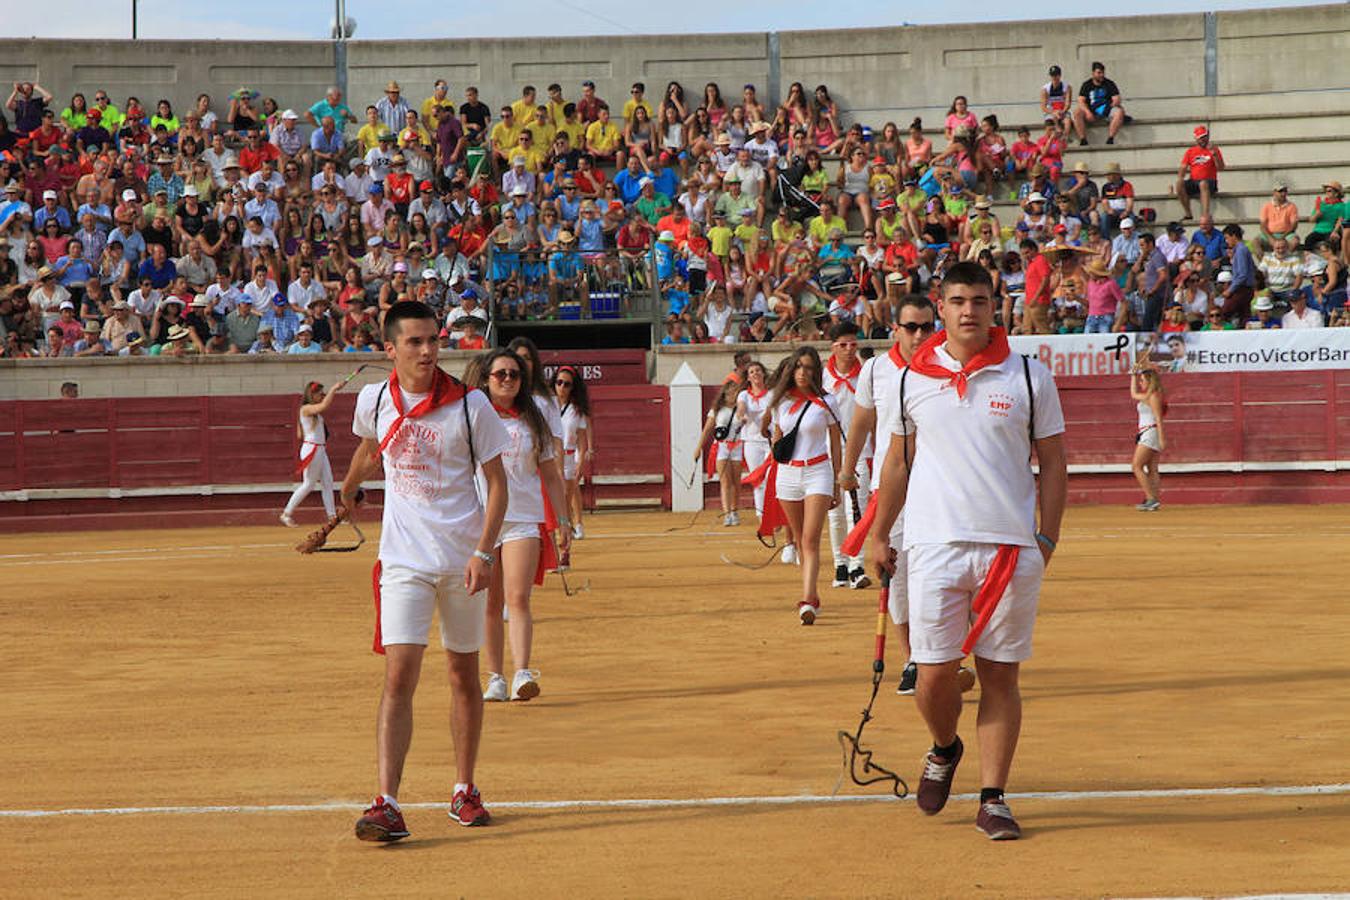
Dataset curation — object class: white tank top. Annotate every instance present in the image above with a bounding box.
[1137,400,1157,430]
[560,402,586,451]
[300,413,326,447]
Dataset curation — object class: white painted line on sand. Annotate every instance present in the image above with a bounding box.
[3,782,1347,819]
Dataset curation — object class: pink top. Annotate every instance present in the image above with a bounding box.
[945,112,977,135]
[1086,277,1124,317]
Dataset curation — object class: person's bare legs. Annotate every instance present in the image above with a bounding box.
[974,657,1022,792]
[915,658,962,745]
[377,643,425,797]
[1176,176,1193,219]
[483,553,508,676]
[1072,107,1089,142]
[501,538,539,669]
[1198,180,1213,220]
[446,649,483,785]
[1108,107,1125,140]
[797,494,831,605]
[1132,444,1157,502]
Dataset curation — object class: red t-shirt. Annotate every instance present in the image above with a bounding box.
[656,214,690,246]
[884,240,918,271]
[1181,145,1223,181]
[385,171,414,205]
[1024,253,1053,306]
[239,143,280,174]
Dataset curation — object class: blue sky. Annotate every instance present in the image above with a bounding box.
[2,0,1320,40]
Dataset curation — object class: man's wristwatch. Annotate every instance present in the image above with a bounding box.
[472,549,495,567]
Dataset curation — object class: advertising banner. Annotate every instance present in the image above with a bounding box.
[1009,330,1350,375]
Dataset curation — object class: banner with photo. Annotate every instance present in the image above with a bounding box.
[1009,330,1350,375]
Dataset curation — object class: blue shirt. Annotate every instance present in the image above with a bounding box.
[146,171,185,206]
[577,216,604,253]
[261,307,300,345]
[650,166,679,200]
[665,289,690,316]
[613,169,645,205]
[557,194,582,224]
[137,257,177,289]
[55,255,95,287]
[109,229,146,270]
[1190,228,1225,261]
[549,251,582,279]
[310,128,345,154]
[818,244,854,263]
[654,242,676,280]
[1230,241,1255,288]
[308,99,356,128]
[77,203,113,233]
[287,340,322,354]
[34,206,72,232]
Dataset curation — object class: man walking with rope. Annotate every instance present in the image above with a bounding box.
[869,262,1067,840]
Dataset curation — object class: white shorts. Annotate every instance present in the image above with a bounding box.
[775,459,833,501]
[906,542,1045,664]
[1137,426,1162,452]
[716,441,744,464]
[887,518,908,626]
[379,563,486,653]
[562,450,579,481]
[496,520,541,547]
[743,439,770,472]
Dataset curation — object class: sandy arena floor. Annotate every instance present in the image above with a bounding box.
[2,505,1348,898]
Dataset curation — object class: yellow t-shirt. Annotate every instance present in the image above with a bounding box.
[556,120,586,151]
[809,214,847,245]
[869,172,897,198]
[525,120,556,149]
[512,145,548,173]
[356,123,384,154]
[421,96,454,126]
[622,98,654,123]
[772,220,803,244]
[877,215,906,243]
[707,225,733,257]
[399,125,431,149]
[510,99,538,123]
[547,99,569,128]
[585,121,622,154]
[491,121,525,154]
[734,223,760,246]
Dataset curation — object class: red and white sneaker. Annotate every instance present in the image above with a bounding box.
[798,601,819,625]
[449,785,491,827]
[355,796,410,842]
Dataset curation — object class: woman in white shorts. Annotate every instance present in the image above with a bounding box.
[1130,366,1167,512]
[471,349,570,702]
[767,346,842,624]
[554,365,592,541]
[694,378,746,526]
[280,376,349,527]
[736,361,772,519]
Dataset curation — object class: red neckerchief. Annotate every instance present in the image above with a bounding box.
[907,327,1012,399]
[787,388,828,414]
[746,387,767,401]
[825,356,861,394]
[376,368,467,455]
[887,341,909,370]
[492,401,520,418]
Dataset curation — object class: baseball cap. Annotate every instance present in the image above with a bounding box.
[1048,64,1062,76]
[368,183,383,194]
[419,180,434,191]
[1026,192,1046,203]
[657,230,675,242]
[367,236,383,247]
[639,177,653,187]
[461,287,478,300]
[297,323,313,333]
[1193,125,1208,139]
[271,293,287,306]
[42,190,56,200]
[183,185,199,197]
[1120,217,1136,229]
[59,300,76,310]
[511,186,527,196]
[1273,180,1288,191]
[393,262,409,273]
[421,268,439,280]
[281,109,299,120]
[1216,270,1233,283]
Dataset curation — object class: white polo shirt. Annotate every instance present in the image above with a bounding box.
[354,383,508,574]
[894,347,1064,549]
[857,347,905,490]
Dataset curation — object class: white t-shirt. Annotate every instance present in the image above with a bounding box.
[771,393,840,462]
[353,382,508,573]
[823,355,863,447]
[482,411,555,525]
[857,348,906,490]
[893,347,1064,549]
[704,302,732,341]
[242,278,280,309]
[534,393,564,442]
[287,278,327,311]
[1281,306,1324,329]
[560,402,587,451]
[739,388,772,445]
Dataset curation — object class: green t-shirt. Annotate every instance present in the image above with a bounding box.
[635,193,671,224]
[1311,199,1346,235]
[800,170,829,193]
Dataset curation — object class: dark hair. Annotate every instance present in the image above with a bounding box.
[898,295,936,317]
[1223,224,1244,238]
[506,335,551,398]
[1019,238,1039,253]
[828,321,856,341]
[554,364,592,415]
[467,349,552,463]
[768,346,825,410]
[302,381,324,404]
[1091,61,1105,71]
[942,260,994,294]
[909,117,923,132]
[982,114,1000,130]
[382,299,438,342]
[1138,232,1156,245]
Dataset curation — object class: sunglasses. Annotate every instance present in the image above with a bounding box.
[489,369,521,382]
[897,322,936,333]
[555,378,574,387]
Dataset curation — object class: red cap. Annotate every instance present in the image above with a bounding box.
[1193,125,1208,139]
[871,156,886,165]
[1053,223,1068,235]
[87,109,102,120]
[419,180,434,191]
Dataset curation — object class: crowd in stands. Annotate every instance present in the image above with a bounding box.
[1,63,1347,359]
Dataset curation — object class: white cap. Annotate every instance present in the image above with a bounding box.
[1120,217,1136,229]
[297,323,313,333]
[366,235,383,247]
[1216,270,1233,283]
[122,189,137,201]
[42,189,57,200]
[511,186,528,196]
[281,109,299,120]
[393,261,409,273]
[59,301,76,310]
[639,177,653,187]
[183,185,199,197]
[1025,192,1045,203]
[421,268,439,280]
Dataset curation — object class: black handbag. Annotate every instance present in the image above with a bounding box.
[771,404,811,464]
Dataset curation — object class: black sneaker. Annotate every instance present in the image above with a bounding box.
[896,661,918,695]
[916,737,963,815]
[1105,136,1115,145]
[832,563,849,588]
[848,567,871,590]
[1078,138,1088,147]
[976,797,1022,840]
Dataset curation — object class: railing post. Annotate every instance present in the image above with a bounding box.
[1204,12,1218,98]
[668,362,703,512]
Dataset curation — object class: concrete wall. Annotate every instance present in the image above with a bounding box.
[2,4,1345,131]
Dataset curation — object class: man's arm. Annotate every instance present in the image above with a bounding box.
[468,455,508,593]
[1034,433,1067,562]
[838,403,876,490]
[868,430,914,575]
[339,437,382,513]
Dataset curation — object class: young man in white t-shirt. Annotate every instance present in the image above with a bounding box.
[869,262,1067,841]
[822,322,870,591]
[339,300,510,843]
[838,295,936,694]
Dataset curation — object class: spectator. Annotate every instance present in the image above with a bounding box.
[1021,239,1054,334]
[1246,295,1280,329]
[1040,65,1070,125]
[1260,182,1299,242]
[1258,235,1305,308]
[1281,289,1324,329]
[1190,214,1225,260]
[306,86,356,130]
[1073,62,1127,146]
[1307,181,1345,239]
[1136,232,1170,331]
[1176,126,1224,220]
[7,81,54,136]
[1219,224,1256,322]
[375,81,412,135]
[286,322,322,353]
[1083,257,1122,332]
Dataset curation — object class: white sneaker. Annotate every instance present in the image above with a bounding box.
[781,544,799,565]
[723,513,734,527]
[728,510,740,526]
[511,669,541,701]
[572,523,584,540]
[483,673,508,702]
[279,512,297,527]
[798,602,817,625]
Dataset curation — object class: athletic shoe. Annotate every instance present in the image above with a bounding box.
[572,523,584,540]
[896,661,918,695]
[483,673,509,702]
[355,797,409,842]
[449,785,490,827]
[1142,499,1161,512]
[781,544,799,565]
[1078,138,1088,147]
[279,513,297,527]
[1105,136,1115,145]
[558,547,571,571]
[849,568,871,590]
[511,669,541,701]
[958,666,977,694]
[916,737,963,815]
[832,564,849,587]
[798,601,817,625]
[976,798,1022,840]
[728,510,740,526]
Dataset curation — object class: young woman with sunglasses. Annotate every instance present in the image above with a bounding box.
[553,365,592,542]
[470,349,570,703]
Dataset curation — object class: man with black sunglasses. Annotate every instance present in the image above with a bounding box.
[838,295,936,695]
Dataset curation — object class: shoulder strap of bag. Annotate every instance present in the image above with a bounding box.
[899,366,910,471]
[1022,354,1035,462]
